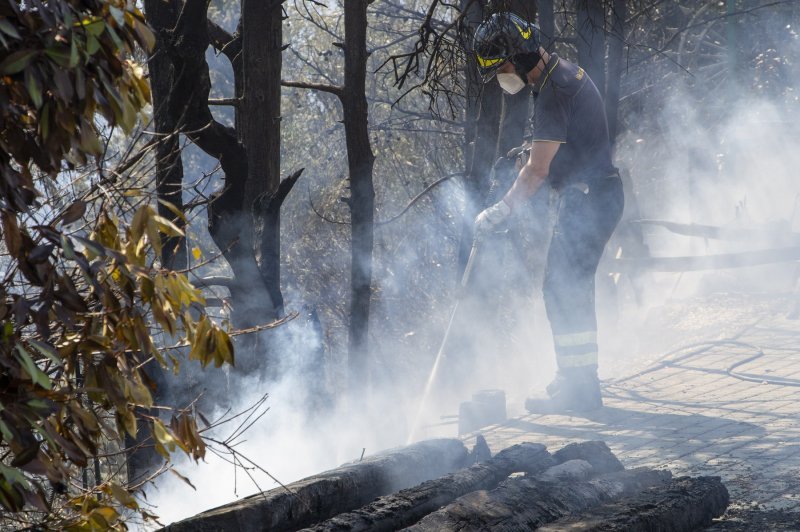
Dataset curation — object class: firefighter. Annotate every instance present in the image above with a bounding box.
[472,12,624,412]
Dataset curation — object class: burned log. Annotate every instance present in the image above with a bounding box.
[162,439,470,532]
[305,442,554,532]
[404,468,672,531]
[536,459,594,482]
[552,441,624,474]
[538,476,730,531]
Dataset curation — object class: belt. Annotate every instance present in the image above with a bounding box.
[561,171,621,195]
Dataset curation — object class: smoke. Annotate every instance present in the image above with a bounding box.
[141,316,412,527]
[139,7,800,528]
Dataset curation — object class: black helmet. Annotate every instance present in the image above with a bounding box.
[473,12,542,82]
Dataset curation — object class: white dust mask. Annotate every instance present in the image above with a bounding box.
[497,72,526,95]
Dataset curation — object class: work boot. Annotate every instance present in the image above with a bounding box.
[525,367,603,414]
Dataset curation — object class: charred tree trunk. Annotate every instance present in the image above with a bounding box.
[406,468,672,531]
[576,0,607,101]
[150,2,296,341]
[538,476,730,532]
[459,0,498,273]
[146,0,186,271]
[538,0,555,49]
[307,443,554,532]
[243,0,285,319]
[163,439,471,532]
[605,0,626,146]
[342,0,376,394]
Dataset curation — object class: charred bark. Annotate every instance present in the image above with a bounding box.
[150,1,292,335]
[342,0,376,394]
[552,441,625,475]
[459,0,498,272]
[145,0,186,270]
[306,443,554,532]
[576,0,607,101]
[162,439,471,532]
[605,0,626,146]
[243,0,285,319]
[538,476,730,531]
[538,0,555,49]
[405,468,672,531]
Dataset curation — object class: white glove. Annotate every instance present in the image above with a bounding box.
[474,199,511,238]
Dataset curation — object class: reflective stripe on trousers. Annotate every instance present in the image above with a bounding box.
[553,330,598,369]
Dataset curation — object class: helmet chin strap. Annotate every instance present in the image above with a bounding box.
[513,52,541,84]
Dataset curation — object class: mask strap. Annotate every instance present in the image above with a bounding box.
[513,52,541,83]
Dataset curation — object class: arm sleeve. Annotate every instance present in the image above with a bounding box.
[531,87,568,143]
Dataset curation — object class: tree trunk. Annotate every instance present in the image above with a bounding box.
[162,439,471,532]
[405,468,672,531]
[342,0,376,394]
[605,0,626,147]
[576,0,607,101]
[539,0,555,49]
[538,476,730,532]
[306,443,554,532]
[146,0,186,271]
[243,0,285,319]
[459,0,499,273]
[155,1,280,336]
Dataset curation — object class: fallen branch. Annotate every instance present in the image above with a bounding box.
[538,476,730,531]
[306,443,554,532]
[406,468,672,531]
[163,439,472,532]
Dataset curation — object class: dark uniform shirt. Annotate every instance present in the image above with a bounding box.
[531,54,616,189]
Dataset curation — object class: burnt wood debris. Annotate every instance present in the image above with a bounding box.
[163,439,729,531]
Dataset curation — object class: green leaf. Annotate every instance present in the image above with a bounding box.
[28,340,61,365]
[0,49,36,75]
[24,68,42,109]
[40,103,50,139]
[0,19,21,40]
[44,47,71,67]
[15,346,51,390]
[86,33,100,55]
[2,322,12,340]
[61,234,76,260]
[0,420,13,443]
[69,37,79,68]
[79,17,105,37]
[0,463,31,489]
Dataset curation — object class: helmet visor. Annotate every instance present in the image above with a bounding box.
[475,36,510,81]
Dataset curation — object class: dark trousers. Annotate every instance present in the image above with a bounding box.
[542,175,624,371]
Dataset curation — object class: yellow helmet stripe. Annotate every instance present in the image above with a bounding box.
[514,22,532,40]
[476,55,503,68]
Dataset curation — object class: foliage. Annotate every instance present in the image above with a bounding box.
[0,1,233,528]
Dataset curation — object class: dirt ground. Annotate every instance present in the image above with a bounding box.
[467,290,800,530]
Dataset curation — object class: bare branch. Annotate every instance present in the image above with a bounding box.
[281,79,344,98]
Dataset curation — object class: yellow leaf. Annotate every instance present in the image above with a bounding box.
[108,482,138,510]
[192,247,202,261]
[153,419,177,455]
[130,206,149,244]
[117,407,137,438]
[152,214,183,237]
